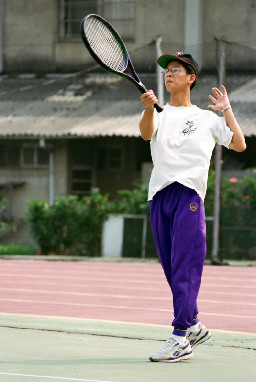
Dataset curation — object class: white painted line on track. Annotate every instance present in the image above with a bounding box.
[1,279,256,297]
[0,287,256,306]
[0,372,122,382]
[0,266,255,283]
[0,298,255,320]
[0,273,164,285]
[1,273,256,289]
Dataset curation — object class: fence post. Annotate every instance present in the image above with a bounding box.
[211,37,226,264]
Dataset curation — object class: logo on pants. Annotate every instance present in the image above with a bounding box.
[190,202,198,211]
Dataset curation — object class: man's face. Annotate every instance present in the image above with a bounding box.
[164,60,193,93]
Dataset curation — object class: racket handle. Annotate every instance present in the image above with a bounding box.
[138,83,163,113]
[154,103,164,113]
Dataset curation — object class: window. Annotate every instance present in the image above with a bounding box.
[23,147,34,166]
[21,146,49,167]
[0,145,20,167]
[97,147,123,170]
[59,0,136,40]
[71,166,93,196]
[0,145,49,168]
[38,148,50,165]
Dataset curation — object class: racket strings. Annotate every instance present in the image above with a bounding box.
[84,17,127,72]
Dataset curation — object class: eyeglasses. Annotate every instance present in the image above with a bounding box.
[162,66,182,76]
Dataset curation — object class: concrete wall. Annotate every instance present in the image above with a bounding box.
[203,0,256,70]
[4,0,57,72]
[2,0,256,73]
[0,139,68,219]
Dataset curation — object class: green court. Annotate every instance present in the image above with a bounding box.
[0,314,255,382]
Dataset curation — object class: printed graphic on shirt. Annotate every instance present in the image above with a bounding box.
[190,202,198,211]
[182,120,198,137]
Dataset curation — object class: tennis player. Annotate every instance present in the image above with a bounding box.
[139,52,246,363]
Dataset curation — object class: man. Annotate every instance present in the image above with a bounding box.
[139,52,246,363]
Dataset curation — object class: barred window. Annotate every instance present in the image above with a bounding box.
[0,145,20,167]
[0,145,49,168]
[59,0,136,40]
[97,147,123,170]
[21,146,49,168]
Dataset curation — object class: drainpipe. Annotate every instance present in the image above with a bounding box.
[0,0,4,73]
[40,138,55,207]
[49,150,55,207]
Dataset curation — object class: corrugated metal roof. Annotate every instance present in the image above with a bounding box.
[0,73,255,138]
[0,74,144,138]
[0,101,142,138]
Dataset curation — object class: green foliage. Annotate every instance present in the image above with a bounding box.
[26,174,256,256]
[204,170,215,216]
[79,188,109,256]
[0,244,36,255]
[110,184,149,215]
[221,175,256,208]
[26,189,108,256]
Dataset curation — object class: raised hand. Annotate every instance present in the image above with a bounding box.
[208,85,230,112]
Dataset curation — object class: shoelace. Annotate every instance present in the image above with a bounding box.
[160,336,179,352]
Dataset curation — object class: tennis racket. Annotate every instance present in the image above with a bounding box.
[80,14,163,113]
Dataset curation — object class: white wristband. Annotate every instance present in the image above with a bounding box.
[222,105,231,113]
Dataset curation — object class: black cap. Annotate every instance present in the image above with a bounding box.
[157,52,199,76]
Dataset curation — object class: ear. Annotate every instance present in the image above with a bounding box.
[188,74,196,86]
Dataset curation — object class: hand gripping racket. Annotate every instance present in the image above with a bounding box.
[80,14,163,113]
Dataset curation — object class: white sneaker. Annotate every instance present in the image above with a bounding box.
[149,336,193,363]
[187,324,211,349]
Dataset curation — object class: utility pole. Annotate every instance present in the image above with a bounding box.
[211,37,226,264]
[156,36,164,106]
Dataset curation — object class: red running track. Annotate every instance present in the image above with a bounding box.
[0,259,255,334]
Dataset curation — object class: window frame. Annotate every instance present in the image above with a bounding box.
[21,144,50,168]
[97,145,124,171]
[59,0,136,41]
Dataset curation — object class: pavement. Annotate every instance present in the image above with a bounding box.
[0,314,255,382]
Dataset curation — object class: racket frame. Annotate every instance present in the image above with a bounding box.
[81,14,163,112]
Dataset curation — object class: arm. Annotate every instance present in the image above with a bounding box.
[208,85,246,152]
[139,90,158,141]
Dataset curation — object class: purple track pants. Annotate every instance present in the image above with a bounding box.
[149,182,207,333]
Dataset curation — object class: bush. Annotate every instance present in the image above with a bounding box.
[26,189,108,256]
[110,184,149,215]
[221,175,256,208]
[0,244,36,255]
[26,173,256,256]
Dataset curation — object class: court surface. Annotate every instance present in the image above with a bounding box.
[0,259,256,381]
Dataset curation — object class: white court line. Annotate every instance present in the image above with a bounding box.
[0,287,256,306]
[0,372,121,382]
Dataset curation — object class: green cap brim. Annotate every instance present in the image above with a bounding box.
[157,54,190,69]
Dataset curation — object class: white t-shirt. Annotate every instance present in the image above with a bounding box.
[146,104,233,201]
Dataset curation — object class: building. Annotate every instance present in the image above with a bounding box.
[0,0,256,74]
[0,0,256,247]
